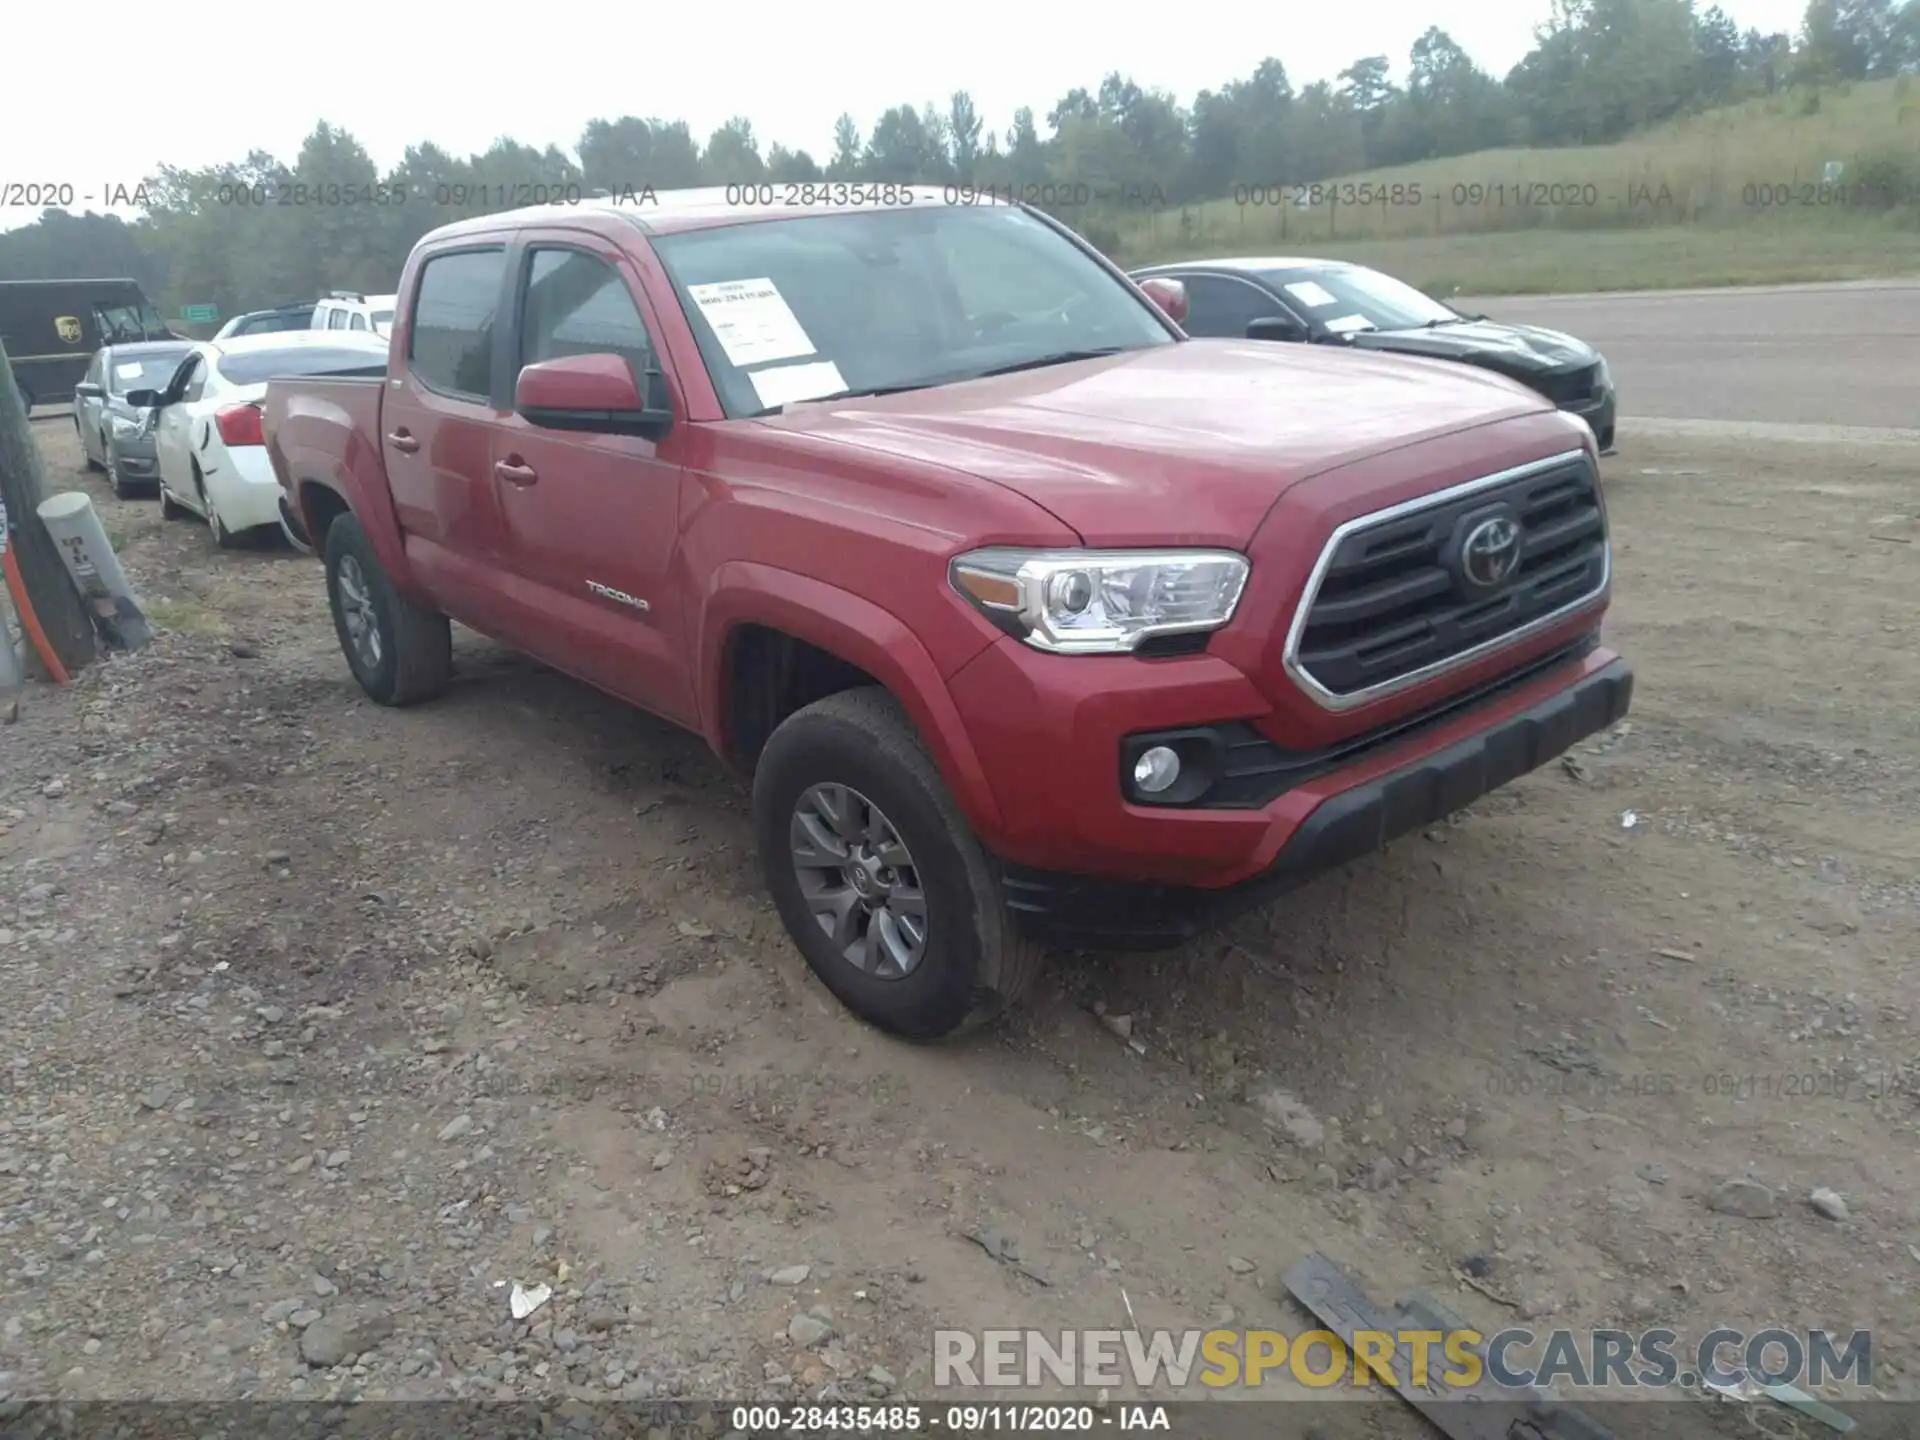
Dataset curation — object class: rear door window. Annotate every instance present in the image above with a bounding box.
[408,248,508,399]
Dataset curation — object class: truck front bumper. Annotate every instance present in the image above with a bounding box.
[949,640,1631,951]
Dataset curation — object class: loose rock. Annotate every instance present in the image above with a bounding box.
[299,1311,395,1368]
[1706,1177,1780,1219]
[788,1314,833,1348]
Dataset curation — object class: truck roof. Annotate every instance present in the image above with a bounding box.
[416,184,960,248]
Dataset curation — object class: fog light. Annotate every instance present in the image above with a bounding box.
[1133,745,1181,795]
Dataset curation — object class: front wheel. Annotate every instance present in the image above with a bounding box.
[751,687,1044,1041]
[323,512,451,706]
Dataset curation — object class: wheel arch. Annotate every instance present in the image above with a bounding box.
[699,562,1005,839]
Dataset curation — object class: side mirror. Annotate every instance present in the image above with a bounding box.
[124,387,164,409]
[74,383,105,400]
[515,353,673,440]
[1137,277,1189,326]
[1246,315,1307,342]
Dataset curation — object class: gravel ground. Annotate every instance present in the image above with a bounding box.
[2,418,1916,1434]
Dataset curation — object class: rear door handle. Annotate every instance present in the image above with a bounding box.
[387,429,419,453]
[494,459,538,487]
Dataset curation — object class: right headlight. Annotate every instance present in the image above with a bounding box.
[949,547,1250,654]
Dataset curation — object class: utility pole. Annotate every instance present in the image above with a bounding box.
[0,338,96,678]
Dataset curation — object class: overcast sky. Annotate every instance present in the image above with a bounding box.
[5,0,1807,233]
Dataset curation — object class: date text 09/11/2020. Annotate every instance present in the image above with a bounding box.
[728,1404,1172,1432]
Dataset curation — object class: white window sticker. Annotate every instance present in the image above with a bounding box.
[1284,280,1339,309]
[686,278,816,368]
[1323,314,1376,334]
[749,360,847,410]
[114,362,144,379]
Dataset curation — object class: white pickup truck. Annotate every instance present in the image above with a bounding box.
[310,291,397,337]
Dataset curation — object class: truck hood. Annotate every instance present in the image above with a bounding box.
[756,340,1548,546]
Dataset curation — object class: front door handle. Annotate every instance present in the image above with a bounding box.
[494,458,538,487]
[387,429,419,453]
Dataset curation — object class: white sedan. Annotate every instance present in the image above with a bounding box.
[137,331,389,548]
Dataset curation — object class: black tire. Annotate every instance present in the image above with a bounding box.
[323,512,451,706]
[159,480,187,520]
[751,687,1044,1041]
[193,465,244,550]
[108,454,137,500]
[278,495,314,556]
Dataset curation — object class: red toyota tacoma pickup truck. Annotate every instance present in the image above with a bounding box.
[264,187,1631,1041]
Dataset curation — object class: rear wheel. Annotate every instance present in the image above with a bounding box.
[278,495,314,555]
[751,687,1044,1041]
[195,465,243,550]
[323,513,451,706]
[159,478,187,520]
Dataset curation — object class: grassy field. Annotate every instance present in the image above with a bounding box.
[1115,76,1920,293]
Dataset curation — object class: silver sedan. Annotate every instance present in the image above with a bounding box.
[72,340,197,498]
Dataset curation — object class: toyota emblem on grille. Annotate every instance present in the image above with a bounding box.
[1461,516,1523,588]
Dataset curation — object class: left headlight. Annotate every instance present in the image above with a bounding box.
[950,547,1250,654]
[1594,354,1611,388]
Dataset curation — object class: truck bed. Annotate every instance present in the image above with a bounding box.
[262,374,387,541]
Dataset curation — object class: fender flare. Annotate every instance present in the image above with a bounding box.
[699,561,1004,836]
[274,432,421,600]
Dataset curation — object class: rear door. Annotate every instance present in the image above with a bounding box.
[382,243,517,638]
[489,231,694,724]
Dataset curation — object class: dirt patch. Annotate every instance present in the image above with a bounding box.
[1,416,1915,1426]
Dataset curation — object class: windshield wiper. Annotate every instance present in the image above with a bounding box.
[968,347,1128,380]
[748,379,938,417]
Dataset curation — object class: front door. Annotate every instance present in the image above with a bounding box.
[151,352,208,501]
[490,236,694,725]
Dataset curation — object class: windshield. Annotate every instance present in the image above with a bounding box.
[93,304,151,344]
[1259,265,1459,334]
[109,348,194,393]
[216,344,387,385]
[652,205,1175,417]
[236,310,315,335]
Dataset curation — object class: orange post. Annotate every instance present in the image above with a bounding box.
[3,545,70,684]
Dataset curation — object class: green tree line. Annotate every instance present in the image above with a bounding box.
[2,0,1915,318]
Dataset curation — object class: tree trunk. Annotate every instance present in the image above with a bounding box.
[0,339,97,677]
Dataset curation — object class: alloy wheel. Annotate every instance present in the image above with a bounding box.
[334,554,384,671]
[788,783,928,979]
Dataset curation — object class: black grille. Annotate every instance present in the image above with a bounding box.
[1291,454,1608,699]
[1529,364,1599,407]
